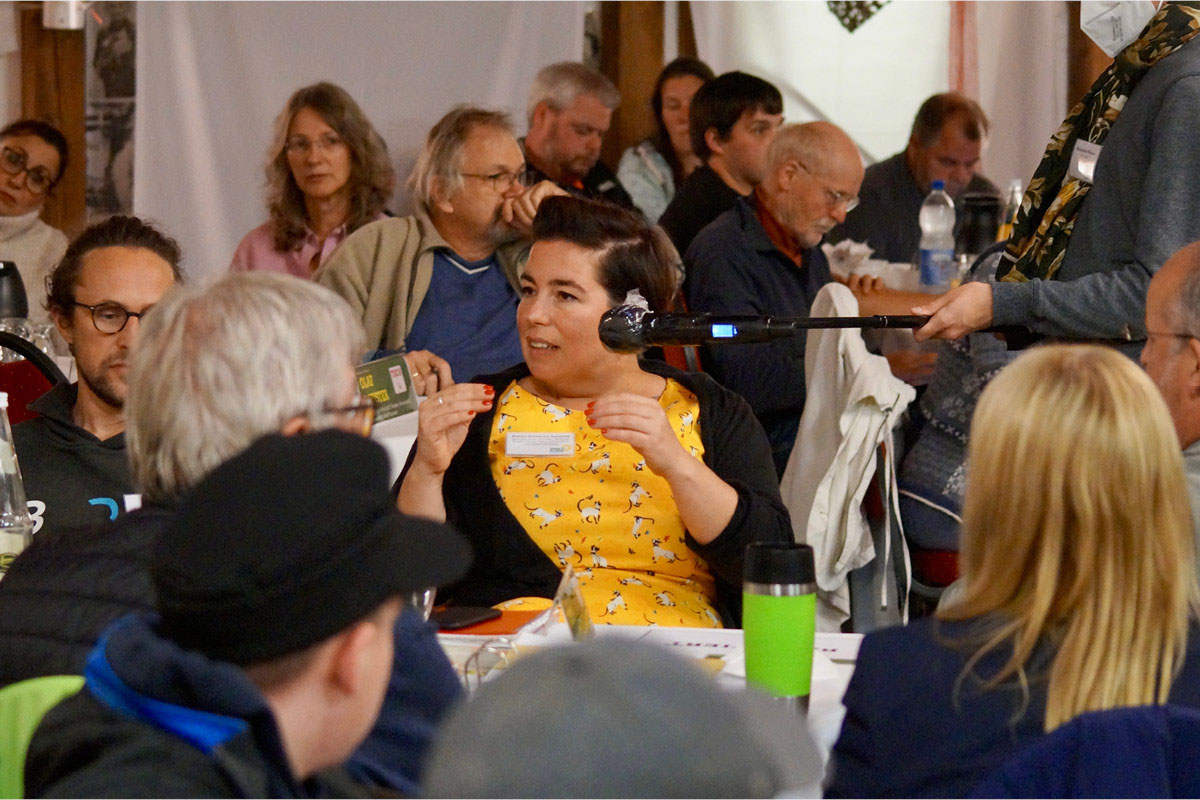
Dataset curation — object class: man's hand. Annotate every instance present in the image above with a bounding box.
[913,282,993,341]
[403,350,454,395]
[841,272,886,295]
[502,180,569,235]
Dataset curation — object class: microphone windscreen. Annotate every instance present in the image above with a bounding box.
[598,306,650,353]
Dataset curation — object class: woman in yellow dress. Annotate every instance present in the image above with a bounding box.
[398,195,790,627]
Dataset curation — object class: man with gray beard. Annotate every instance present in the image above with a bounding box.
[317,105,564,394]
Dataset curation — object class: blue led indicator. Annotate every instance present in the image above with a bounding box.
[711,324,738,338]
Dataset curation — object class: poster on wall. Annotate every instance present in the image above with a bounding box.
[85,1,135,219]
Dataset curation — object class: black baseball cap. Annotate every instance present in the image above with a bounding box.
[153,429,471,665]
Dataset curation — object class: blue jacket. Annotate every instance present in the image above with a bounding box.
[684,197,832,473]
[26,612,461,797]
[973,704,1200,798]
[828,616,1200,798]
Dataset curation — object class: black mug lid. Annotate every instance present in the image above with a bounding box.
[744,542,816,586]
[0,261,28,319]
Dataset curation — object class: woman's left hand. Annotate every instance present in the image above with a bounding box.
[586,393,693,478]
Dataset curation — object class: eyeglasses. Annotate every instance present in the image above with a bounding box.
[321,395,377,437]
[795,160,859,212]
[285,133,344,155]
[1146,329,1196,343]
[0,147,54,195]
[460,169,536,193]
[72,301,152,334]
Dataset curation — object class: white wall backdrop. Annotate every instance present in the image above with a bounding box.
[691,2,950,165]
[134,2,585,282]
[691,1,1067,195]
[976,2,1069,189]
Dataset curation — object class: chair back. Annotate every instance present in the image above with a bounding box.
[0,675,84,798]
[0,332,69,425]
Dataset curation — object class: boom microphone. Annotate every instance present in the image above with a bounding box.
[598,304,932,353]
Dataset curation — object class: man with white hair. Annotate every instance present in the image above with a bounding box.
[686,121,866,474]
[317,106,563,393]
[522,61,634,209]
[1141,240,1200,550]
[0,272,469,795]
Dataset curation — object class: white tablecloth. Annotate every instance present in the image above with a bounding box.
[439,625,859,764]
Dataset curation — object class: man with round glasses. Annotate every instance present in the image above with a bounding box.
[318,105,564,394]
[0,119,71,324]
[13,215,181,535]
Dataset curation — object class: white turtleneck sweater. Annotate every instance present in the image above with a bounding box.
[0,209,68,324]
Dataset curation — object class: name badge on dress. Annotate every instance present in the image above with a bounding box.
[1068,139,1102,184]
[505,432,575,456]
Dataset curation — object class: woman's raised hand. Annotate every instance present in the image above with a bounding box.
[586,393,693,478]
[412,383,494,476]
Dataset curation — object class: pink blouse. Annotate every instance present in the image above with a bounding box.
[229,214,385,278]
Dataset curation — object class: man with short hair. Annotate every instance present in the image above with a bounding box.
[659,71,783,255]
[317,105,563,393]
[13,215,181,535]
[0,273,470,794]
[685,122,864,473]
[1141,240,1200,547]
[828,92,999,264]
[522,61,633,209]
[25,430,470,798]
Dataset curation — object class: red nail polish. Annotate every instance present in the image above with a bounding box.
[484,385,495,395]
[587,417,596,426]
[600,429,608,435]
[468,410,476,416]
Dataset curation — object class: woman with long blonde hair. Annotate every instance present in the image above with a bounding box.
[829,344,1200,798]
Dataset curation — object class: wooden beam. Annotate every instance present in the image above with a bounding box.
[1067,1,1110,111]
[598,2,664,170]
[19,6,85,238]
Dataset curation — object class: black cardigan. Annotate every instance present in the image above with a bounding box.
[400,360,791,625]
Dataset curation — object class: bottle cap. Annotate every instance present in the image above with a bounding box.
[931,180,945,191]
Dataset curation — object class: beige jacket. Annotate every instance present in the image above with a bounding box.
[314,212,529,352]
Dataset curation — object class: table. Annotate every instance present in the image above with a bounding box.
[371,410,419,483]
[438,625,859,764]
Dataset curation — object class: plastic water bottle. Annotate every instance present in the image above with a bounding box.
[0,393,32,580]
[918,180,956,291]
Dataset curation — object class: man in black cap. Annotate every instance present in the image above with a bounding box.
[24,430,470,798]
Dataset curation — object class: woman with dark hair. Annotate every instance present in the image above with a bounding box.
[0,119,69,323]
[231,82,395,277]
[617,57,714,222]
[398,195,788,627]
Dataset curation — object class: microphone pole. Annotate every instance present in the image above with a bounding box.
[599,306,932,353]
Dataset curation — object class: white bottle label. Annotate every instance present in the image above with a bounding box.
[920,248,955,287]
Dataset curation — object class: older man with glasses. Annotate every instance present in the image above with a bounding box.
[686,121,899,474]
[0,271,470,795]
[12,214,181,536]
[317,105,564,395]
[1141,241,1200,556]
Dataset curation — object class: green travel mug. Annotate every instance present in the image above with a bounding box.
[742,542,817,712]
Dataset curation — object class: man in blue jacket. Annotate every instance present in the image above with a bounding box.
[25,431,470,798]
[685,121,864,474]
